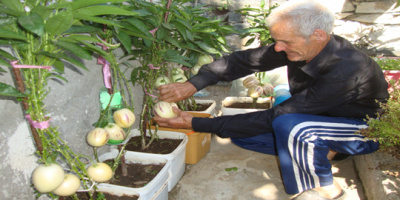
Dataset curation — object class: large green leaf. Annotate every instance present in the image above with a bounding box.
[64,25,101,34]
[0,58,12,68]
[35,51,88,71]
[0,82,26,97]
[61,34,101,43]
[124,17,150,36]
[45,10,74,36]
[115,29,132,54]
[31,5,53,21]
[17,13,45,36]
[71,0,128,10]
[54,41,92,60]
[0,7,24,17]
[74,5,139,16]
[74,13,121,27]
[194,41,220,55]
[164,36,181,48]
[0,28,27,41]
[0,49,16,60]
[0,0,23,12]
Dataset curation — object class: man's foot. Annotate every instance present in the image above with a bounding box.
[292,180,345,200]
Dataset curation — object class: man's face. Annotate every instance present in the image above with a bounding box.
[270,21,321,62]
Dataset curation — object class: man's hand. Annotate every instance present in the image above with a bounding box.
[153,107,193,129]
[158,82,197,102]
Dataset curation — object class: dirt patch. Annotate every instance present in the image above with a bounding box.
[124,136,182,154]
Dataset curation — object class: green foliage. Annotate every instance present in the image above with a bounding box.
[373,57,400,70]
[236,0,278,47]
[360,79,400,152]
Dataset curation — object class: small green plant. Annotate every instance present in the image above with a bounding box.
[236,0,278,47]
[373,57,400,70]
[358,79,400,159]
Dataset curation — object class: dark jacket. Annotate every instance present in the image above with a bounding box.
[189,35,389,138]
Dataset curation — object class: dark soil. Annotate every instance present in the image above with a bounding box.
[187,103,212,112]
[225,102,271,109]
[124,135,182,154]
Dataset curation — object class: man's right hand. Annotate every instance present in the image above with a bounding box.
[158,82,197,102]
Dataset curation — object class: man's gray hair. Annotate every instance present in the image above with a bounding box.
[266,0,335,38]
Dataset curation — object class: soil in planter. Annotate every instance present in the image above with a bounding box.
[67,191,139,200]
[225,102,271,109]
[186,103,212,112]
[66,160,165,200]
[125,135,182,154]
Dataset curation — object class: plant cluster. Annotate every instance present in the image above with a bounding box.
[359,79,400,159]
[0,0,236,199]
[236,0,278,47]
[373,57,400,70]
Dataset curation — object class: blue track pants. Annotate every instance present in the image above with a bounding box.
[231,113,379,194]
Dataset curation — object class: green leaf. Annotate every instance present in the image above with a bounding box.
[156,26,167,41]
[71,0,128,10]
[0,7,24,17]
[164,36,181,48]
[73,13,121,27]
[17,13,45,36]
[0,82,26,97]
[54,41,92,60]
[45,10,74,36]
[0,28,27,41]
[0,0,24,12]
[31,5,53,21]
[0,49,16,60]
[61,34,101,43]
[0,58,12,68]
[64,25,101,34]
[194,41,220,55]
[74,5,139,16]
[115,30,132,54]
[124,17,150,36]
[225,167,238,172]
[52,60,65,73]
[35,51,88,71]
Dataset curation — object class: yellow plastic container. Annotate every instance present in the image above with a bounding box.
[150,112,212,164]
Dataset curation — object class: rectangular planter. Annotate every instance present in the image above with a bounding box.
[221,96,272,116]
[383,70,400,92]
[150,112,212,165]
[114,129,188,192]
[190,99,217,116]
[96,151,170,200]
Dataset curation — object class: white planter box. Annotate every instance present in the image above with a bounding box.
[190,99,217,116]
[96,151,170,200]
[221,96,272,116]
[113,129,188,192]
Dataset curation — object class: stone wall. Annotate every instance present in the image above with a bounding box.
[203,0,400,56]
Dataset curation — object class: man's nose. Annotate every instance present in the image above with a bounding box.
[274,41,285,52]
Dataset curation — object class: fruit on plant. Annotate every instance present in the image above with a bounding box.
[113,108,135,128]
[171,67,185,75]
[171,73,187,83]
[191,65,201,75]
[32,163,65,193]
[197,54,214,66]
[104,123,126,141]
[154,76,171,88]
[262,83,275,96]
[86,127,109,147]
[153,101,178,118]
[87,162,113,183]
[243,76,260,88]
[52,173,81,196]
[248,85,264,98]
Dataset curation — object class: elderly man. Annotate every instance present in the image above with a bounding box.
[154,0,388,199]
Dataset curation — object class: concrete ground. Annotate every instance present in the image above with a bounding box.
[169,83,367,200]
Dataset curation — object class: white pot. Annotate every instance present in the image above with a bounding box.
[221,96,272,116]
[96,151,170,200]
[190,99,217,116]
[113,129,188,192]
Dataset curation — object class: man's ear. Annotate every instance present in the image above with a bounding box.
[312,29,328,41]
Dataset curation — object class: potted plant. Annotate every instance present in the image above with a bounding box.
[0,0,159,199]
